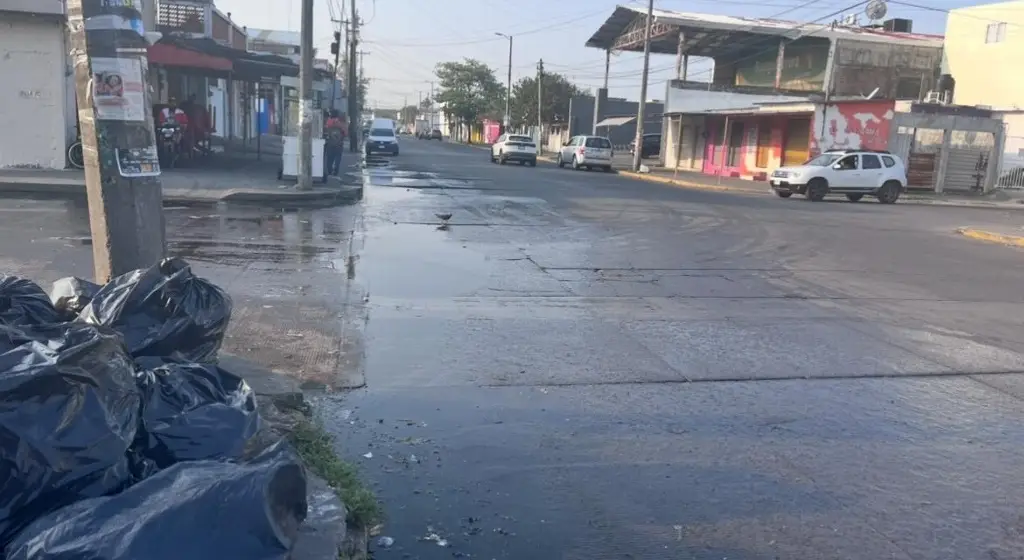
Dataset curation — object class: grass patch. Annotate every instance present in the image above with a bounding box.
[290,419,381,528]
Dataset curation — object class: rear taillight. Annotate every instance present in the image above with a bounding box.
[578,147,586,155]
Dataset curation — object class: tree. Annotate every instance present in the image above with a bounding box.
[399,105,419,124]
[434,59,504,139]
[419,96,433,111]
[510,72,585,128]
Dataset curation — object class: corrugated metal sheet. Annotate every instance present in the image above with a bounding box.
[944,148,990,192]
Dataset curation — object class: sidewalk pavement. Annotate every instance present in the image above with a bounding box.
[0,150,363,207]
[957,225,1024,247]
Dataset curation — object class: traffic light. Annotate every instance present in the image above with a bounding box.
[330,31,341,55]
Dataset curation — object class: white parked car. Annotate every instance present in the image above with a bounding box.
[490,134,537,166]
[556,135,614,172]
[769,149,907,203]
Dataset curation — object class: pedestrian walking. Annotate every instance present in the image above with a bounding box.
[324,111,346,177]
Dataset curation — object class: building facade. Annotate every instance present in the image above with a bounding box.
[0,1,70,169]
[944,0,1024,110]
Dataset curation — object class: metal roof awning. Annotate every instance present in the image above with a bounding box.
[585,5,944,56]
[595,116,636,127]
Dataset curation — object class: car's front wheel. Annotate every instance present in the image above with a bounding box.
[805,178,828,202]
[877,181,902,204]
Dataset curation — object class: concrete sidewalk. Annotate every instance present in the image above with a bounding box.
[0,151,363,207]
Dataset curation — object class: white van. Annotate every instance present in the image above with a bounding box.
[366,118,399,156]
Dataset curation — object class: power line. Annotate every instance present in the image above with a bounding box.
[363,7,611,48]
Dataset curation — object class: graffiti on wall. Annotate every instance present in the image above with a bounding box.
[811,101,895,154]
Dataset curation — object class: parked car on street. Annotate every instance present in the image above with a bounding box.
[490,134,537,166]
[365,118,400,156]
[769,149,906,203]
[629,133,661,159]
[428,129,443,140]
[556,135,614,172]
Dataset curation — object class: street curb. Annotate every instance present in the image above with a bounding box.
[615,170,769,195]
[956,227,1024,247]
[0,181,363,207]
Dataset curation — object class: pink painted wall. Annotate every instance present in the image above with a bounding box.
[701,115,792,180]
[483,120,501,144]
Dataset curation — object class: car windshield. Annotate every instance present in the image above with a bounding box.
[509,136,533,143]
[803,153,842,167]
[371,128,395,137]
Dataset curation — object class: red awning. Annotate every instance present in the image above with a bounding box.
[148,43,233,72]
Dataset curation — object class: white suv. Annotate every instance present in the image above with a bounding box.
[769,150,907,203]
[556,135,614,172]
[490,134,537,166]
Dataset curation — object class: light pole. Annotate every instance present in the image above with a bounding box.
[495,32,512,132]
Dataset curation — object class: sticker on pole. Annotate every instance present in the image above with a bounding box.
[92,57,147,122]
[116,146,160,178]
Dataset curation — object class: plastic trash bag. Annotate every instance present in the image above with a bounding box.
[49,277,100,321]
[0,276,61,327]
[6,442,309,560]
[78,258,232,363]
[0,323,140,550]
[133,356,261,468]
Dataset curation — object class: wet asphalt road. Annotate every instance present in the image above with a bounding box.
[319,140,1024,560]
[2,139,1024,558]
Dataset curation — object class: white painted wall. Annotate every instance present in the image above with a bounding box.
[0,13,67,169]
[665,84,806,114]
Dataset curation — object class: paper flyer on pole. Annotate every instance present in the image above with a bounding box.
[92,57,147,122]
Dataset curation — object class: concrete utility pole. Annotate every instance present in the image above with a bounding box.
[537,59,544,153]
[632,0,655,173]
[495,33,512,132]
[67,0,165,283]
[348,2,360,152]
[330,20,345,112]
[297,0,314,190]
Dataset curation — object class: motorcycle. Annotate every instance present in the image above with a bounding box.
[157,122,182,168]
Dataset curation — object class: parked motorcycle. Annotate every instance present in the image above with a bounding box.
[157,122,182,168]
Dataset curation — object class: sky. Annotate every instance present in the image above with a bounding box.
[212,0,988,109]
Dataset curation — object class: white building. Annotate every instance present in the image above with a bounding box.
[0,1,73,169]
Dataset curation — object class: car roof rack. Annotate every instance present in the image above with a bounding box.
[824,148,891,154]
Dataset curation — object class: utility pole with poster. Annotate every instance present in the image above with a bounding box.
[66,0,165,283]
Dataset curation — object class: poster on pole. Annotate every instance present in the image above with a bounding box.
[91,57,147,122]
[116,146,161,177]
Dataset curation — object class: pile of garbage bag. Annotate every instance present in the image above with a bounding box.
[0,258,307,560]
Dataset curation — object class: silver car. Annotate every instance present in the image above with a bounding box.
[556,135,614,172]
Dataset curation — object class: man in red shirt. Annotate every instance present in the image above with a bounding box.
[324,111,347,177]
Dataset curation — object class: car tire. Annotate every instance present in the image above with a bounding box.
[572,155,581,170]
[604,165,613,173]
[805,178,828,202]
[846,193,864,202]
[775,191,792,198]
[499,152,507,165]
[877,181,902,204]
[556,153,564,168]
[529,159,537,167]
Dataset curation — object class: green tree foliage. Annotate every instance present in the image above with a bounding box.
[434,59,505,128]
[510,73,585,127]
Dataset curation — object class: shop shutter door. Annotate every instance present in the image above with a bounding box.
[782,118,811,166]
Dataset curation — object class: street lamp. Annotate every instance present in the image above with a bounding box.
[495,32,512,131]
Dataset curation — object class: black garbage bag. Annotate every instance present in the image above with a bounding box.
[49,277,100,321]
[0,276,61,327]
[0,323,140,550]
[78,258,232,363]
[133,356,261,468]
[7,442,309,560]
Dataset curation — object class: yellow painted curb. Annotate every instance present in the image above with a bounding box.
[957,227,1024,247]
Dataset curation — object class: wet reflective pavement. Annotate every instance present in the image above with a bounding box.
[321,140,1024,559]
[3,139,1024,558]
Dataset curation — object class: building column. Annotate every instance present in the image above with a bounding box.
[986,124,1005,193]
[774,39,786,89]
[593,49,610,134]
[675,31,686,79]
[935,127,953,193]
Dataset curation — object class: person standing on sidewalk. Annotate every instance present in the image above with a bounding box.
[324,111,347,177]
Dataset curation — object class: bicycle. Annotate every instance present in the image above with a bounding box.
[67,139,84,169]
